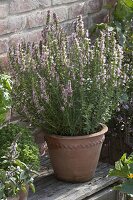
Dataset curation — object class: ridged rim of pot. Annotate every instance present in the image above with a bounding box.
[44,123,108,140]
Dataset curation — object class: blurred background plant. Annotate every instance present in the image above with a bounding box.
[0,123,40,171]
[93,0,133,46]
[0,74,12,125]
[0,134,38,199]
[109,0,133,46]
[0,72,40,199]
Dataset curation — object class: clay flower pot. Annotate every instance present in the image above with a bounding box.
[45,124,108,182]
[7,187,28,200]
[33,129,47,156]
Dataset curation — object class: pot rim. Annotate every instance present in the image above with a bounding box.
[44,123,108,140]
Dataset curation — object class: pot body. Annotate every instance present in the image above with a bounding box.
[34,129,46,156]
[7,188,28,200]
[45,124,108,182]
[19,189,28,200]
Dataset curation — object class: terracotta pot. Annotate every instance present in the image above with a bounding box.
[44,124,108,183]
[34,129,47,156]
[7,187,28,200]
[19,189,28,200]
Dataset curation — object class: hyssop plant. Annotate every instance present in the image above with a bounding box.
[9,12,130,136]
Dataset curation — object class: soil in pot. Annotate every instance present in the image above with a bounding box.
[45,124,108,183]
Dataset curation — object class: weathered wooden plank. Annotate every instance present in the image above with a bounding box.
[117,191,127,200]
[85,187,117,200]
[28,162,120,200]
[39,155,53,177]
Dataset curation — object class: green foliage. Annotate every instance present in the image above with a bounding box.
[109,153,133,195]
[0,123,40,171]
[0,135,38,199]
[9,13,130,136]
[113,0,133,22]
[109,0,133,46]
[96,0,133,47]
[114,179,133,195]
[0,74,12,124]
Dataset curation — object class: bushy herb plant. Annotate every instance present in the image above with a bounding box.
[0,134,38,200]
[9,12,130,136]
[0,123,40,171]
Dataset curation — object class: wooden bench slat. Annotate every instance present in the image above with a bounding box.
[28,163,119,200]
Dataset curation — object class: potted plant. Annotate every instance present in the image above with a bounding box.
[0,134,38,200]
[9,12,130,182]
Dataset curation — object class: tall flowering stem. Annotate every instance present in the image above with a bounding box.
[9,12,130,136]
